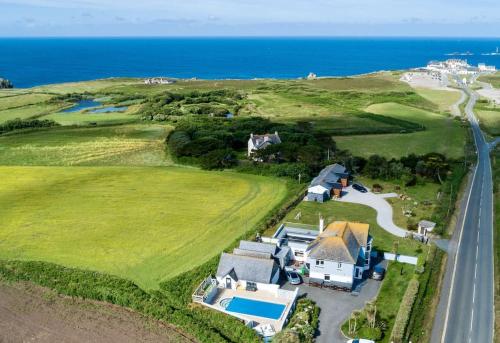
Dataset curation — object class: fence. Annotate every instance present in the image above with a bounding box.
[383,252,418,265]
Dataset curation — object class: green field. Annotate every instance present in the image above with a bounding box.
[478,72,500,88]
[0,124,172,166]
[476,108,500,136]
[0,93,54,111]
[41,106,140,126]
[0,102,66,123]
[336,102,466,158]
[413,88,462,114]
[0,166,288,289]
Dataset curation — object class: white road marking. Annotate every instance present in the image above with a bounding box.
[473,283,476,303]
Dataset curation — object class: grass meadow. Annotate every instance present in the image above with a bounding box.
[476,108,500,136]
[0,166,289,289]
[0,124,173,166]
[413,88,462,114]
[335,102,466,158]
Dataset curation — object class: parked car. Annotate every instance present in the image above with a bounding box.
[352,183,368,193]
[286,270,302,285]
[371,265,386,281]
[347,339,375,343]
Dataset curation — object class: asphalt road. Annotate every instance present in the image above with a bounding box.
[431,78,495,343]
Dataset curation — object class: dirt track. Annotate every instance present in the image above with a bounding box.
[0,281,195,343]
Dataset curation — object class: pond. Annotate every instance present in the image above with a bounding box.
[63,100,128,113]
[63,100,101,112]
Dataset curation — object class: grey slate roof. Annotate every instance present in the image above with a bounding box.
[250,132,281,150]
[418,220,436,229]
[239,240,278,256]
[216,253,279,284]
[232,248,273,260]
[309,164,348,190]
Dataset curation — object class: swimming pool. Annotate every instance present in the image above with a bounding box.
[225,297,285,320]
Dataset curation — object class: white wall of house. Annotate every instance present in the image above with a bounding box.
[308,258,355,284]
[216,270,280,292]
[287,241,310,262]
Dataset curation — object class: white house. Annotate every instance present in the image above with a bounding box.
[247,132,281,157]
[305,221,372,287]
[216,251,281,292]
[271,220,372,288]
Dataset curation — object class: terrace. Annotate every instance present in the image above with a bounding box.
[193,276,299,338]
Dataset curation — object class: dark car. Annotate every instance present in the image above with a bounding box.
[371,265,386,281]
[352,183,368,193]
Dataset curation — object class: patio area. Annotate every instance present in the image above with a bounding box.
[196,282,299,336]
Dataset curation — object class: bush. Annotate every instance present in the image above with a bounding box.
[390,278,419,343]
[275,298,320,343]
[0,118,60,134]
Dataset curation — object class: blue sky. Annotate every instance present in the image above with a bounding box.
[1,0,500,37]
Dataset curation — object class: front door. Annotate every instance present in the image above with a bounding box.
[225,277,232,289]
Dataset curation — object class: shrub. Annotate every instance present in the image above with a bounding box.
[390,278,420,343]
[0,118,60,134]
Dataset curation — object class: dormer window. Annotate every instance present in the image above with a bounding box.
[316,259,324,267]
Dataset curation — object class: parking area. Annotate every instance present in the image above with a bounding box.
[281,260,386,343]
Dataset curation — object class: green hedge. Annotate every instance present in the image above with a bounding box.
[390,278,420,343]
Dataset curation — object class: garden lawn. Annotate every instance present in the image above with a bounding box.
[0,166,289,290]
[336,102,466,159]
[355,177,441,230]
[274,199,426,256]
[0,124,172,166]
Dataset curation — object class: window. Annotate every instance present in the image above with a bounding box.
[324,274,330,281]
[316,260,324,267]
[294,250,304,257]
[337,263,342,269]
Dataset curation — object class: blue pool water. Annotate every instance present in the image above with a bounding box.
[63,100,101,112]
[225,297,285,320]
[1,38,499,88]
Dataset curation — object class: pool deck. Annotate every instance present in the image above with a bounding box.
[205,287,298,333]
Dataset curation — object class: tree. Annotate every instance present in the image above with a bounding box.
[0,78,13,89]
[200,149,237,170]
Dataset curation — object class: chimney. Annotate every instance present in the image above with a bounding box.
[274,131,278,136]
[250,133,254,138]
[319,216,324,234]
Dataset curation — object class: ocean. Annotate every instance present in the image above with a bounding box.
[0,37,499,88]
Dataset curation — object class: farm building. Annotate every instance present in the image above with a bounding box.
[307,163,349,202]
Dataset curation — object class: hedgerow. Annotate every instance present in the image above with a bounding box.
[390,278,420,343]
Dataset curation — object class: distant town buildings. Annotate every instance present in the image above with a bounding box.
[425,59,496,75]
[143,77,176,85]
[426,59,476,75]
[478,63,497,72]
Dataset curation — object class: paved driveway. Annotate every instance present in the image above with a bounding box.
[283,279,382,343]
[336,186,408,237]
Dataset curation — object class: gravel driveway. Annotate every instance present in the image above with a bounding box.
[336,185,408,237]
[283,278,382,343]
